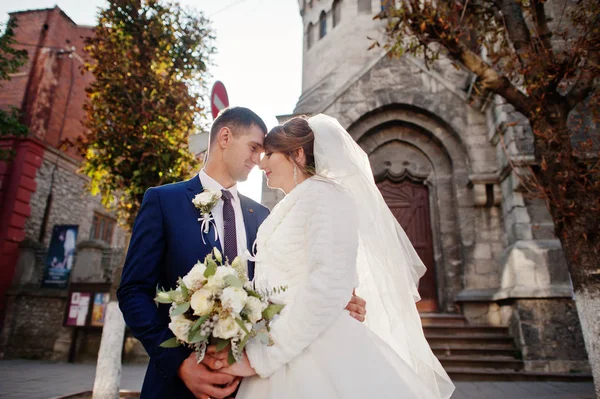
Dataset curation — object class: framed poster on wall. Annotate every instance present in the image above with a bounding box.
[65,292,91,327]
[42,225,79,288]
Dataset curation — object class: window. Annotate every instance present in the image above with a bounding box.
[333,0,342,27]
[89,213,116,244]
[319,11,327,39]
[358,0,372,13]
[307,22,314,49]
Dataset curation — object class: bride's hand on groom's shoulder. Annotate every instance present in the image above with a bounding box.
[345,289,367,322]
[178,352,241,399]
[220,351,257,377]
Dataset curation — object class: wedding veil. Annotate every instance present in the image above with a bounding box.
[308,114,455,399]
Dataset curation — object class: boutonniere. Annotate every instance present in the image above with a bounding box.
[192,189,222,242]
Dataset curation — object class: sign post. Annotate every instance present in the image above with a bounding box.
[210,81,229,120]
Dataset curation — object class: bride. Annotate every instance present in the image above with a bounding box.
[212,114,454,399]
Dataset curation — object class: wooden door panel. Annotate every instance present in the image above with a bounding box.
[377,179,438,312]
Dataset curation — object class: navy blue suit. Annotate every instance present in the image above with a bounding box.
[117,175,270,399]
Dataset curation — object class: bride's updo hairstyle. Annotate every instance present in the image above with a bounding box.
[264,116,317,177]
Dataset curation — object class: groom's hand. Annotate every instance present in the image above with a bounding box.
[203,345,230,370]
[178,353,241,399]
[345,289,367,322]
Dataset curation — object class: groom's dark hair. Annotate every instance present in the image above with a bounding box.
[209,107,268,149]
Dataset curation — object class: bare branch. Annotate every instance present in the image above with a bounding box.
[532,0,553,56]
[565,52,599,111]
[440,34,534,116]
[495,0,532,54]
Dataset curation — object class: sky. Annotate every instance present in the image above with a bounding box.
[0,0,304,202]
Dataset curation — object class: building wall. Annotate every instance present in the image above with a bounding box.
[268,0,591,372]
[1,7,94,159]
[0,7,131,361]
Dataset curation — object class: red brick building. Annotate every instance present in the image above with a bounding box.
[0,7,125,328]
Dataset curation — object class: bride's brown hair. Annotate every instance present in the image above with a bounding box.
[264,116,316,177]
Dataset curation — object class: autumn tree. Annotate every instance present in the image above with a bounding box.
[79,0,214,397]
[380,0,599,392]
[0,19,28,161]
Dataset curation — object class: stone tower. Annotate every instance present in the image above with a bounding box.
[294,0,386,113]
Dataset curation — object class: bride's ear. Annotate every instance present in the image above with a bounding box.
[293,148,306,167]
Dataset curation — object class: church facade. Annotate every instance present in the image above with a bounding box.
[261,0,591,374]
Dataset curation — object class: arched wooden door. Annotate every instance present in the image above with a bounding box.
[377,179,438,312]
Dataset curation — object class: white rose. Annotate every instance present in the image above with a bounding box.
[193,190,221,207]
[182,261,207,291]
[221,286,248,314]
[213,316,241,340]
[244,296,267,323]
[168,314,193,343]
[190,288,214,316]
[205,266,236,290]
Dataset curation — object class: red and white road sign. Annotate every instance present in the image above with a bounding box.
[210,81,229,120]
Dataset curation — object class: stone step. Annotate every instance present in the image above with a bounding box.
[445,368,594,382]
[431,345,521,359]
[437,355,523,370]
[426,334,516,349]
[423,325,509,336]
[420,313,467,326]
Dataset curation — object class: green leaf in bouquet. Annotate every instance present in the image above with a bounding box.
[154,291,173,304]
[224,274,242,288]
[235,317,250,334]
[178,278,189,300]
[215,338,230,352]
[227,347,236,365]
[256,331,271,346]
[160,337,182,348]
[245,288,262,299]
[238,331,252,353]
[190,314,210,334]
[204,256,217,278]
[171,301,190,316]
[189,328,208,344]
[262,303,285,320]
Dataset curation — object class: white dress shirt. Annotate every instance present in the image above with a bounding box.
[199,170,248,261]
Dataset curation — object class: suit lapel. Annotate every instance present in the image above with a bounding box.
[239,194,258,280]
[186,175,222,252]
[239,194,257,254]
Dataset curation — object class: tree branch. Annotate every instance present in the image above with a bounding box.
[424,25,535,115]
[565,51,599,111]
[532,0,553,56]
[495,0,533,55]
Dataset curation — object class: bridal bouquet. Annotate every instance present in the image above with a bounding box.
[155,248,285,364]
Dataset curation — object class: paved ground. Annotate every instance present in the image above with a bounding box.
[0,360,596,399]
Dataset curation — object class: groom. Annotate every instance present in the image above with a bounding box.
[117,107,367,399]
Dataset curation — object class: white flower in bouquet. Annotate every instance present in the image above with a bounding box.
[245,296,267,324]
[213,316,241,340]
[183,261,207,291]
[190,288,214,317]
[169,314,193,343]
[170,287,185,303]
[205,266,236,290]
[221,286,248,314]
